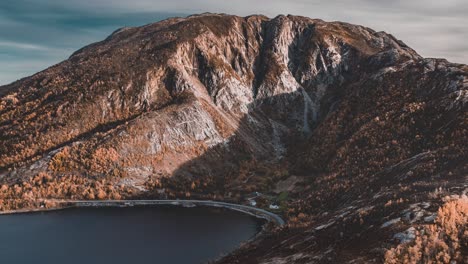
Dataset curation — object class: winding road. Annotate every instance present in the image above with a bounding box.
[55,199,285,226]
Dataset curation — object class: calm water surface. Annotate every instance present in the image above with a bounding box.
[0,206,263,264]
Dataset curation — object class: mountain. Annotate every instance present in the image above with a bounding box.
[0,13,467,263]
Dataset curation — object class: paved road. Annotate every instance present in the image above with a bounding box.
[55,199,285,226]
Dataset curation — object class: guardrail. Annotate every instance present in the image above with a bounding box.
[58,199,285,226]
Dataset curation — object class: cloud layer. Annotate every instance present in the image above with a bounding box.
[1,0,467,85]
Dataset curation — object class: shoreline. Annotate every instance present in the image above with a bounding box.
[0,199,285,226]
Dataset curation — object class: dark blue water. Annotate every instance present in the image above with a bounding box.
[0,206,263,264]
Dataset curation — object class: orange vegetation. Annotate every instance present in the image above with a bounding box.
[385,197,468,264]
[0,172,130,211]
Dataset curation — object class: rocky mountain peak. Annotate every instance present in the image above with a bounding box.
[0,14,425,170]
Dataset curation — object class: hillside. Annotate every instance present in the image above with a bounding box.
[0,13,466,263]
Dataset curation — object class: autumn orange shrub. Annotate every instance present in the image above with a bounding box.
[0,172,130,211]
[385,197,468,264]
[48,147,73,171]
[87,147,120,174]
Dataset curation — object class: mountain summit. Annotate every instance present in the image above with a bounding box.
[0,14,466,263]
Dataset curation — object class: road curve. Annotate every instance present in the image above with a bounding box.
[55,199,285,226]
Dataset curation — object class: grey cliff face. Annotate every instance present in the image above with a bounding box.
[0,14,463,180]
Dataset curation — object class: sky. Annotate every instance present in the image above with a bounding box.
[1,0,467,85]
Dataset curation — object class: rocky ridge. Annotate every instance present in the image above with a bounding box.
[0,13,466,263]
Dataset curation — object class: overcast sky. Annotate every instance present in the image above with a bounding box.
[1,0,467,85]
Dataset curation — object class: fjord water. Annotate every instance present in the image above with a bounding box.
[0,206,263,264]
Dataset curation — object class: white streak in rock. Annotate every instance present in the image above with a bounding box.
[300,87,314,134]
